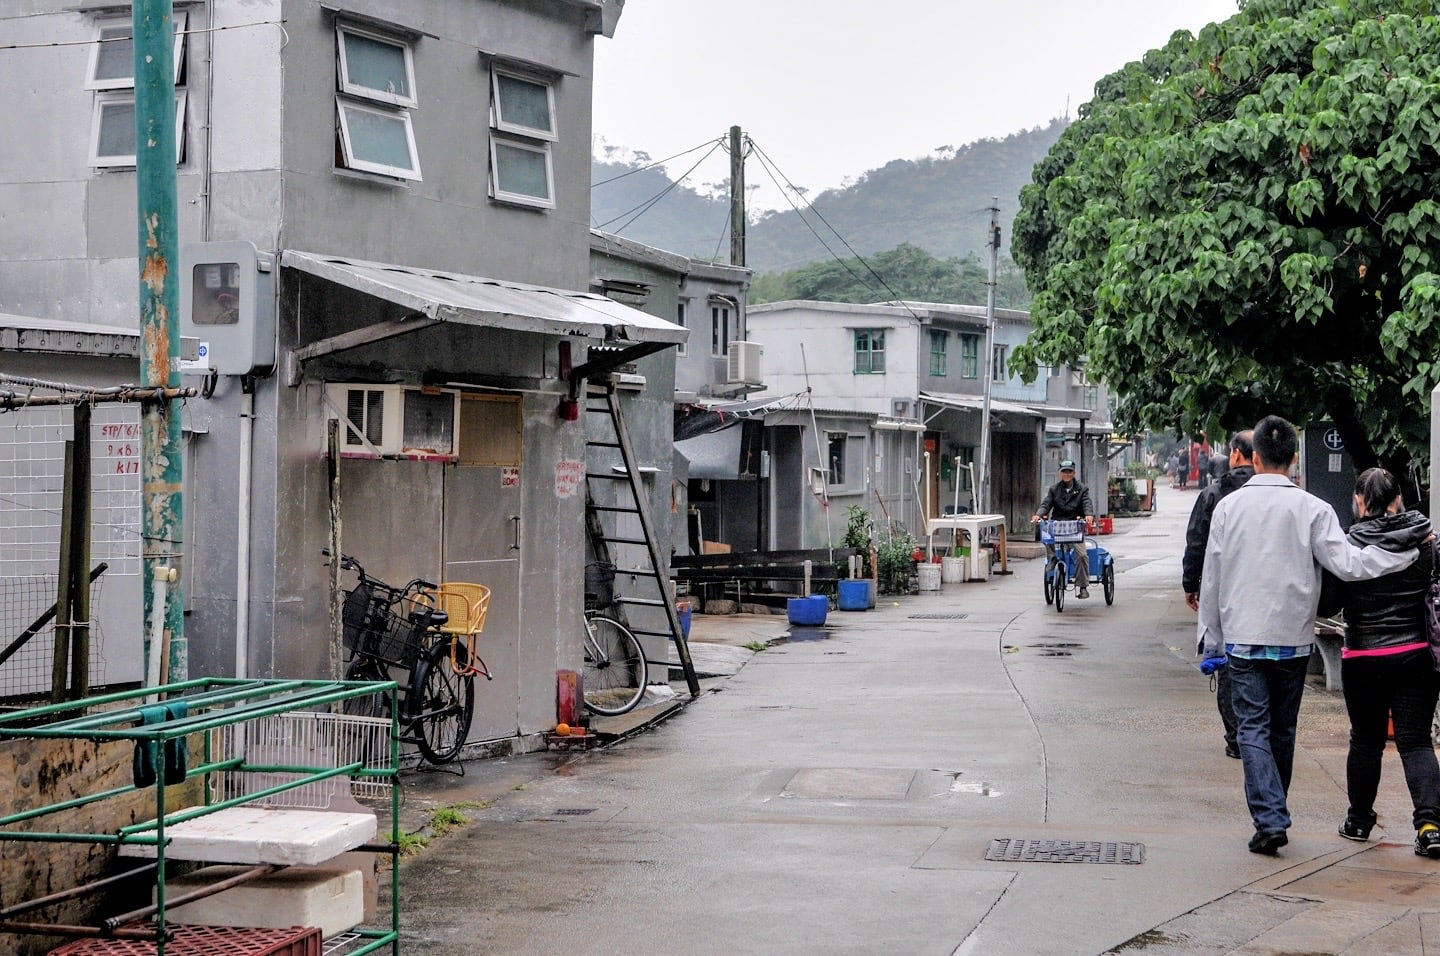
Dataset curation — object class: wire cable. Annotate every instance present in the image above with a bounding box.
[594,139,724,234]
[749,139,921,319]
[591,139,723,188]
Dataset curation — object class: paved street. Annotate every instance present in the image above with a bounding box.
[386,488,1440,955]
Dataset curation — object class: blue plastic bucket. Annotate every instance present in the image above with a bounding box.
[677,602,693,638]
[837,579,870,611]
[787,595,828,627]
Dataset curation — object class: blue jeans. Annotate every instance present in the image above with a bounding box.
[1228,655,1310,833]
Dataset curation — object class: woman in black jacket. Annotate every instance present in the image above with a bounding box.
[1324,468,1440,858]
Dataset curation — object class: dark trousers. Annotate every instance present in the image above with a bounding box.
[1340,648,1440,831]
[1229,655,1309,833]
[1216,663,1237,749]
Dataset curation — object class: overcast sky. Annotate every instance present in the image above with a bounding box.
[593,0,1242,212]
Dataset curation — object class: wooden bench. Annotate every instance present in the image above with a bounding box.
[1312,622,1344,691]
[673,548,857,606]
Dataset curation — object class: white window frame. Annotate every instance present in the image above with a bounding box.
[90,90,187,168]
[490,66,556,142]
[710,304,731,357]
[86,12,187,91]
[992,344,1008,383]
[336,23,417,108]
[676,300,688,356]
[488,135,554,208]
[336,96,422,181]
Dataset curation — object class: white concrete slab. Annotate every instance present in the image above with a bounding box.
[119,807,376,866]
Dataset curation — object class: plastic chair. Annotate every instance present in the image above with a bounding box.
[430,583,491,678]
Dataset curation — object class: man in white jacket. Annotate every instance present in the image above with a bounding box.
[1197,415,1419,855]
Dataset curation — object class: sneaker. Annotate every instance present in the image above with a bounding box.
[1417,824,1440,858]
[1338,818,1373,842]
[1077,588,1090,599]
[1248,829,1288,855]
[1224,743,1241,759]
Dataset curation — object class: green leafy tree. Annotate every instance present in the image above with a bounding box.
[750,243,1030,308]
[1011,0,1440,478]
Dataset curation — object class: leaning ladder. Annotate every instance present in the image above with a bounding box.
[584,384,700,697]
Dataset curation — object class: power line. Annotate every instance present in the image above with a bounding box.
[748,139,920,318]
[593,139,724,234]
[0,20,284,53]
[591,139,721,188]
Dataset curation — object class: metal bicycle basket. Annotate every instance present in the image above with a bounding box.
[360,602,429,668]
[1041,519,1086,544]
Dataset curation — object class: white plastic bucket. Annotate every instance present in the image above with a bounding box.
[917,562,941,591]
[940,556,965,583]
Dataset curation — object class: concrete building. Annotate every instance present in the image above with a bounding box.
[745,300,1111,544]
[0,0,678,755]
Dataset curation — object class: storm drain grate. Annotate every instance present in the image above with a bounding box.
[908,613,970,620]
[554,808,597,816]
[985,838,1144,864]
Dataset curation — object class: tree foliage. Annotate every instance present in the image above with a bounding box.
[749,243,1031,308]
[1011,0,1440,478]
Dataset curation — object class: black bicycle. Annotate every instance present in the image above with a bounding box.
[332,551,489,764]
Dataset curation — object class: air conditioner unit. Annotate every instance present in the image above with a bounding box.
[726,340,763,385]
[324,385,459,458]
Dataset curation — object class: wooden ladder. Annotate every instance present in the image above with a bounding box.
[584,383,700,697]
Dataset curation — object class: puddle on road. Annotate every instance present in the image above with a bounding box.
[937,771,1001,797]
[1028,641,1086,657]
[781,627,831,642]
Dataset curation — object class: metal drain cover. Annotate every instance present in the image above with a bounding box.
[908,613,970,620]
[554,808,597,816]
[985,838,1144,864]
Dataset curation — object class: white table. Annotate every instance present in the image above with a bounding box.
[925,513,1009,579]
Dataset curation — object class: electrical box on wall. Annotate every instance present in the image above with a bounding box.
[180,240,276,375]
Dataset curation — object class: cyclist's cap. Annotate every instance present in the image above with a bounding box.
[1058,460,1076,471]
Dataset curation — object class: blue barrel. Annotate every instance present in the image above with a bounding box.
[837,579,870,611]
[787,595,828,626]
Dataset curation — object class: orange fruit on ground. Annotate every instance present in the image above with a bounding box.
[554,723,570,736]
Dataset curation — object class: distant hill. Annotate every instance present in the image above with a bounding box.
[590,119,1069,275]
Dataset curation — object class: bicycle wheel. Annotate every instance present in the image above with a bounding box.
[342,657,393,721]
[1043,557,1055,605]
[1102,564,1115,606]
[1052,562,1066,613]
[582,615,648,716]
[410,639,475,765]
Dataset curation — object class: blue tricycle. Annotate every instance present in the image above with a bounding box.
[1039,519,1115,613]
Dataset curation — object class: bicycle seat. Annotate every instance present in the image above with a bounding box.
[409,607,449,628]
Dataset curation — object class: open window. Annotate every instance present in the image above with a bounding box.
[86,12,187,90]
[488,63,556,209]
[326,385,459,459]
[87,13,187,168]
[335,22,421,181]
[91,91,187,168]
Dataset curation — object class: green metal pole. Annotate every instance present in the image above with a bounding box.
[134,0,185,687]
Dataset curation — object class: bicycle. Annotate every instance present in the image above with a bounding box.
[332,551,490,764]
[581,609,647,717]
[1039,519,1115,613]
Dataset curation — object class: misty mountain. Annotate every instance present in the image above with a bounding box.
[590,119,1069,276]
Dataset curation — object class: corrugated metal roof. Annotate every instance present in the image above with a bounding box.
[920,391,1046,418]
[281,251,688,346]
[1,313,199,360]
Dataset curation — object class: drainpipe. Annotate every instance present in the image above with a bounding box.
[234,383,253,678]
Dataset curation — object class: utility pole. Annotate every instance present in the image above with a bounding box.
[978,199,1000,515]
[134,0,186,685]
[729,125,746,267]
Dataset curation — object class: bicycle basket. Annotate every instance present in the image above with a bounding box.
[362,604,428,667]
[1042,519,1086,544]
[342,582,378,654]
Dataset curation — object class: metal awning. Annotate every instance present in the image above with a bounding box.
[282,250,688,347]
[920,391,1046,419]
[1,313,199,360]
[676,426,743,480]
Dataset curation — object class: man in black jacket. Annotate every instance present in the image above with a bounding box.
[1032,459,1095,598]
[1182,430,1255,758]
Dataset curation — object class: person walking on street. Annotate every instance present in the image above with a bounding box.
[1182,430,1255,760]
[1031,459,1095,599]
[1177,444,1190,490]
[1197,416,1420,856]
[1317,467,1440,858]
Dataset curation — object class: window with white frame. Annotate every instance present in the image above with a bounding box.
[335,23,421,181]
[489,65,556,208]
[992,344,1008,382]
[676,300,688,356]
[826,432,848,486]
[854,330,885,374]
[928,330,948,376]
[959,333,979,378]
[711,304,731,357]
[87,13,188,168]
